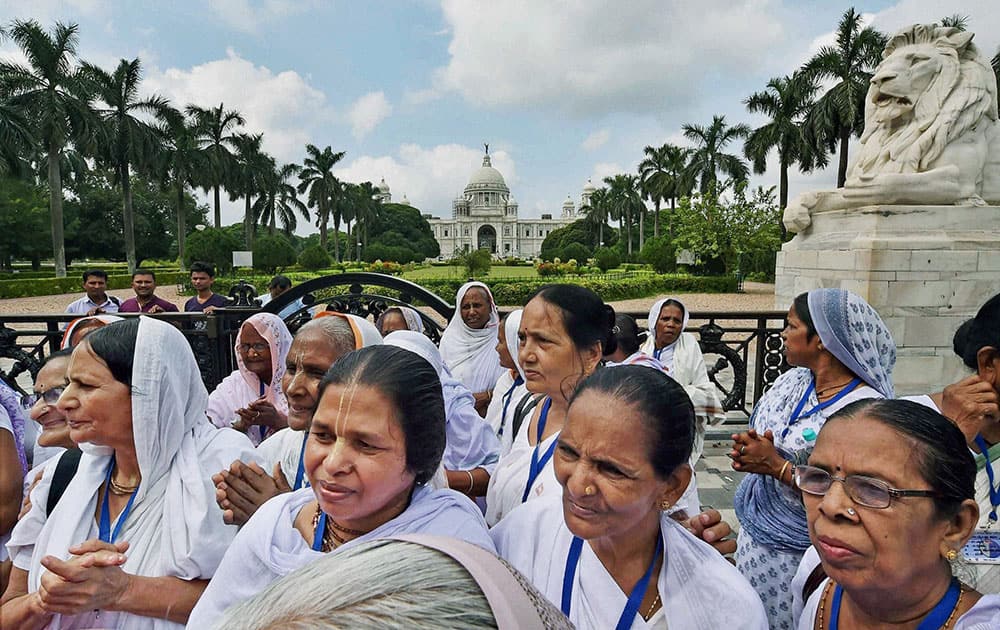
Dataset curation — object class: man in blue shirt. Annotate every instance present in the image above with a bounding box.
[184,262,230,312]
[66,270,120,315]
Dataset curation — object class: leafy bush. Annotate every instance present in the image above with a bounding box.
[364,243,417,264]
[297,245,332,271]
[367,260,404,275]
[592,247,621,272]
[253,234,297,274]
[453,248,492,278]
[560,242,591,263]
[183,228,243,273]
[640,236,677,274]
[536,262,564,277]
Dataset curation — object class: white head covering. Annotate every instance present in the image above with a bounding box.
[439,282,504,393]
[503,309,526,382]
[235,313,293,415]
[375,306,425,335]
[645,296,690,369]
[313,311,384,349]
[24,317,257,627]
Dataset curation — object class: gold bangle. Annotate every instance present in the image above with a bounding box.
[466,470,476,493]
[778,460,791,483]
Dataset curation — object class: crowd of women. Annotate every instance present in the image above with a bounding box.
[0,279,998,629]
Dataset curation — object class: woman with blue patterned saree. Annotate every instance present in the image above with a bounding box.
[730,288,896,630]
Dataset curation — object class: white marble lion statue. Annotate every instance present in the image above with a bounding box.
[784,23,1000,233]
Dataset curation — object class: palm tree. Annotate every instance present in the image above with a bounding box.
[802,8,887,187]
[188,102,245,227]
[744,72,828,215]
[0,20,97,277]
[85,57,170,272]
[351,181,381,262]
[155,106,203,270]
[638,144,692,239]
[0,100,35,177]
[682,115,751,194]
[580,187,611,248]
[297,144,345,256]
[604,174,644,257]
[230,132,271,248]
[255,162,308,234]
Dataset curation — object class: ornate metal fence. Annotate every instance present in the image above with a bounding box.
[0,273,788,415]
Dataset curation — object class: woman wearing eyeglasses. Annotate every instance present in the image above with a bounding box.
[795,398,1000,629]
[207,313,293,446]
[730,289,896,630]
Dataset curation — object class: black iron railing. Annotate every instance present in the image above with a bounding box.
[0,273,788,414]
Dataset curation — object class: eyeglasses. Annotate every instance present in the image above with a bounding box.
[21,386,66,409]
[238,342,269,354]
[795,464,942,509]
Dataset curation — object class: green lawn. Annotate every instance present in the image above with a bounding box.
[402,265,538,280]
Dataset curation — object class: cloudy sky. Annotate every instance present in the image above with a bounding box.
[3,0,998,231]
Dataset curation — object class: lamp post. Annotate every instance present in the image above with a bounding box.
[357,241,362,264]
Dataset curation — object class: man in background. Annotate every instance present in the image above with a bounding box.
[184,262,229,313]
[118,270,179,313]
[66,270,120,316]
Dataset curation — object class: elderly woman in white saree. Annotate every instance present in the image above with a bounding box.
[375,305,425,336]
[730,288,896,630]
[384,330,501,497]
[206,313,293,446]
[1,317,258,629]
[439,282,505,415]
[492,366,766,629]
[187,345,494,628]
[486,309,530,454]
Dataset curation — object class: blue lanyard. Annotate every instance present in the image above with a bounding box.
[99,457,140,544]
[311,511,327,551]
[781,378,862,441]
[497,376,524,438]
[293,432,309,491]
[522,398,555,502]
[653,347,662,360]
[562,535,663,630]
[829,577,960,630]
[975,435,1000,524]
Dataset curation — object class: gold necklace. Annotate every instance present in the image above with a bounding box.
[643,592,661,621]
[330,519,369,537]
[311,505,337,552]
[817,580,966,630]
[108,468,140,496]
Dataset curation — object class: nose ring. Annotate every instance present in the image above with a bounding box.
[847,507,857,516]
[584,485,596,496]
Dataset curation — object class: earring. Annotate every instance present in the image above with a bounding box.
[658,500,671,511]
[846,508,857,516]
[947,549,958,561]
[584,485,596,496]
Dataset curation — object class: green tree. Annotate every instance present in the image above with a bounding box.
[802,8,887,187]
[604,174,645,257]
[0,177,51,269]
[252,232,296,274]
[255,162,308,235]
[188,102,245,227]
[183,226,242,273]
[638,144,691,239]
[579,187,612,248]
[85,57,171,273]
[0,98,35,178]
[349,181,381,262]
[682,115,751,194]
[229,132,271,248]
[744,72,827,228]
[592,247,620,272]
[365,202,439,261]
[297,144,345,255]
[297,244,331,270]
[639,236,676,274]
[540,217,615,261]
[455,247,492,278]
[0,20,97,277]
[155,106,204,270]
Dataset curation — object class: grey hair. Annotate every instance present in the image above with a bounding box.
[213,539,497,629]
[297,316,357,357]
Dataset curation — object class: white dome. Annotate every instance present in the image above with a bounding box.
[466,154,509,192]
[378,178,390,193]
[563,195,575,207]
[582,178,596,193]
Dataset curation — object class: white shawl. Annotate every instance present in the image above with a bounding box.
[642,297,690,371]
[439,282,505,394]
[11,317,260,629]
[187,485,496,628]
[492,493,768,630]
[383,331,501,474]
[206,313,293,446]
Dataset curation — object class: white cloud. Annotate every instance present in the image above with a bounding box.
[581,129,610,151]
[429,0,786,115]
[333,143,518,219]
[0,0,104,24]
[348,91,392,140]
[143,48,332,165]
[205,0,318,34]
[590,162,624,185]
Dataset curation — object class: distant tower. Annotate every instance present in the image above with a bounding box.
[581,178,596,208]
[400,194,411,206]
[561,195,576,218]
[376,178,391,204]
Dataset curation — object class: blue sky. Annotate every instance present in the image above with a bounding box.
[3,1,998,233]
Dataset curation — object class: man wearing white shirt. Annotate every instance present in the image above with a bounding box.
[65,269,119,315]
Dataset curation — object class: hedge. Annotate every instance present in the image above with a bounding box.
[0,272,189,299]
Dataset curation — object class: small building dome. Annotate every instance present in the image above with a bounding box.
[582,178,596,193]
[378,178,390,193]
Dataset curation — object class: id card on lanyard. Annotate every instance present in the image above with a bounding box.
[962,436,1000,564]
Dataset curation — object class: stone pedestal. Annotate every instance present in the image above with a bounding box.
[774,205,1000,396]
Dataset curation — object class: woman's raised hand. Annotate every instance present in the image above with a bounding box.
[730,429,785,477]
[37,540,131,614]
